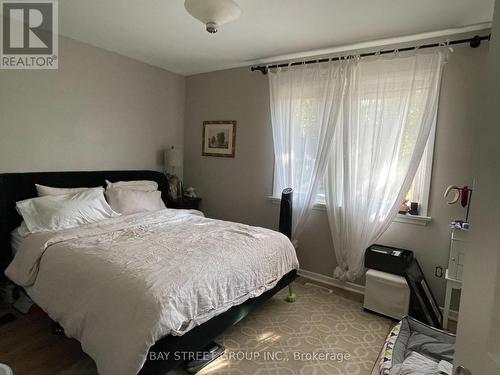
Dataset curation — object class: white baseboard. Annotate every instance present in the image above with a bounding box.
[297,268,365,295]
[297,268,459,322]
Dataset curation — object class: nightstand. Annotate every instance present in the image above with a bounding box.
[167,197,202,210]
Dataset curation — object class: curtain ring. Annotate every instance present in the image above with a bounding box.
[441,40,453,63]
[438,40,453,52]
[377,48,394,60]
[446,39,454,53]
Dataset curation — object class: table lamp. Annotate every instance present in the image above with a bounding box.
[164,146,183,199]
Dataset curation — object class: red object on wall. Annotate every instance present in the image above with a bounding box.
[461,186,470,207]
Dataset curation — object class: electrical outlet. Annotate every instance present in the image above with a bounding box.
[435,266,443,278]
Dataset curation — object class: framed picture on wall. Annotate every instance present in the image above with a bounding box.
[202,120,237,157]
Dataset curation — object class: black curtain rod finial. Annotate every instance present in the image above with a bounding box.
[251,66,268,75]
[469,35,483,48]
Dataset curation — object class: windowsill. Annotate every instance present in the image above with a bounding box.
[267,196,432,226]
[394,213,432,226]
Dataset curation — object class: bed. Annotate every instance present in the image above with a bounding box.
[0,170,298,375]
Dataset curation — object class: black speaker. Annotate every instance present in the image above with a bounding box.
[279,188,293,239]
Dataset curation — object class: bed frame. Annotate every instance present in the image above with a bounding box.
[0,170,297,374]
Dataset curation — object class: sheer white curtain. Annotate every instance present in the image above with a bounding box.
[325,50,446,281]
[269,60,354,241]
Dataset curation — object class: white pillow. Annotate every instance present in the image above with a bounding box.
[14,222,31,237]
[105,188,166,215]
[36,184,89,197]
[11,223,30,255]
[16,187,119,233]
[105,180,158,192]
[391,352,438,375]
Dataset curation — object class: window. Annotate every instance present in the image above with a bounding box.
[275,117,436,216]
[310,117,436,216]
[318,93,436,216]
[270,53,441,222]
[316,181,326,204]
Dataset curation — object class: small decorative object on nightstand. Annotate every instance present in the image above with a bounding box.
[167,197,202,210]
[184,187,197,198]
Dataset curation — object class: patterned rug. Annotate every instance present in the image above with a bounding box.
[59,282,390,375]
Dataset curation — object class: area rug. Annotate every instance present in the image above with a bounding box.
[58,282,391,375]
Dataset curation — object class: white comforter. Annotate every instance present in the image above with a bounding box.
[5,209,299,375]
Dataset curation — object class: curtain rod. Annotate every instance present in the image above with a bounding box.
[250,34,491,75]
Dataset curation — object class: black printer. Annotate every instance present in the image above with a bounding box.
[364,244,413,276]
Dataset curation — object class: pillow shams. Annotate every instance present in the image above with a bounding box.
[105,188,166,215]
[11,223,29,254]
[16,187,119,233]
[105,180,158,192]
[36,184,89,197]
[12,222,30,237]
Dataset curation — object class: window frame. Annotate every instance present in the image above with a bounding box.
[411,119,437,218]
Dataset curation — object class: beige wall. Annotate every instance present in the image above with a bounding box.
[184,43,488,306]
[0,36,185,173]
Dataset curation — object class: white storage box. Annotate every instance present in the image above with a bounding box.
[363,269,410,320]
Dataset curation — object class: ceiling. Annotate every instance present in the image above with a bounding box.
[59,0,494,76]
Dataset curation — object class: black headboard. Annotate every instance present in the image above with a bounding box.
[0,170,169,272]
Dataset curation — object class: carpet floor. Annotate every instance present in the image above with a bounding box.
[57,282,391,375]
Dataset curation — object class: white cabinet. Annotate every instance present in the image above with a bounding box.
[443,228,466,329]
[364,269,410,320]
[448,229,466,281]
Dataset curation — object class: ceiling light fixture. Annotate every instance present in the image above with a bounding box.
[184,0,241,34]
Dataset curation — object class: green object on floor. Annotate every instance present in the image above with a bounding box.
[286,292,297,303]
